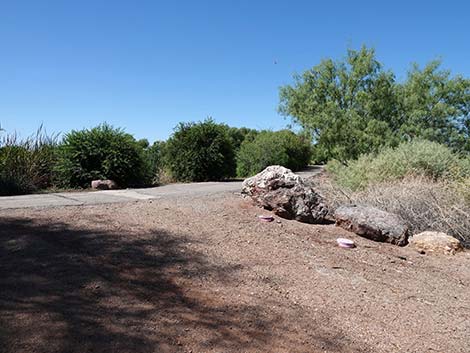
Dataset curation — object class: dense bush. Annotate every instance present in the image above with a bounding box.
[55,124,150,188]
[327,140,470,191]
[143,141,166,184]
[0,128,58,195]
[164,119,236,182]
[236,130,312,177]
[225,126,259,152]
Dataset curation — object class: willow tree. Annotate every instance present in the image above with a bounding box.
[279,46,470,162]
[397,60,470,152]
[279,46,398,162]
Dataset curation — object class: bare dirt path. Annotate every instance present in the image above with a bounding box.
[1,191,469,353]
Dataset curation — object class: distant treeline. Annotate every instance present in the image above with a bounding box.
[0,120,312,195]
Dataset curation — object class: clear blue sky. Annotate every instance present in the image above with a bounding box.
[1,0,469,142]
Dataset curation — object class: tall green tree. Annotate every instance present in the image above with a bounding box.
[396,60,470,151]
[279,46,398,162]
[279,46,470,162]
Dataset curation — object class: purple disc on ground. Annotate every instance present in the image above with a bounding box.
[337,238,355,248]
[258,215,274,222]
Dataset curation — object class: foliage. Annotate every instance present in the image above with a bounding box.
[326,140,470,191]
[0,127,58,195]
[55,123,150,188]
[225,126,259,152]
[396,60,470,150]
[236,130,312,177]
[279,46,398,162]
[164,119,236,182]
[143,140,166,185]
[136,138,150,149]
[279,46,470,162]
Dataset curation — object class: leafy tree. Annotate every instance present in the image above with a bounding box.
[279,46,470,162]
[164,119,236,181]
[279,46,398,162]
[396,60,470,151]
[137,138,150,149]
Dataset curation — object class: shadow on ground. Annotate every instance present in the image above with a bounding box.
[0,215,367,353]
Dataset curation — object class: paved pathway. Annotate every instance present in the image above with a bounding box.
[0,166,323,210]
[0,182,243,210]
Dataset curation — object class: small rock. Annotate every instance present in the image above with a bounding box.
[410,231,463,255]
[91,179,118,190]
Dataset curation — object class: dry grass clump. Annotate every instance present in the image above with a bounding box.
[314,175,470,247]
[0,127,58,195]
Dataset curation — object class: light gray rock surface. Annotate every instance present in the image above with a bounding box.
[334,205,410,246]
[91,179,118,190]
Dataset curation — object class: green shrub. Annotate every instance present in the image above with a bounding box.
[225,127,259,152]
[236,130,312,177]
[327,140,470,191]
[143,141,166,185]
[0,128,58,195]
[164,119,236,182]
[55,124,150,188]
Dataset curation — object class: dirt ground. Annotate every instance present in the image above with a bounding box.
[1,192,469,353]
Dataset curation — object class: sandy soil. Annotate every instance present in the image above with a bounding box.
[1,192,469,353]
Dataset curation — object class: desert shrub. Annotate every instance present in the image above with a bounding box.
[327,140,470,191]
[280,46,470,161]
[236,130,312,177]
[0,128,58,195]
[457,177,470,205]
[164,119,236,182]
[315,175,470,247]
[55,124,150,188]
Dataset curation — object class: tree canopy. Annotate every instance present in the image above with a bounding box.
[279,46,470,162]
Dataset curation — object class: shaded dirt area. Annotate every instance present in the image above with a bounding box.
[1,193,469,353]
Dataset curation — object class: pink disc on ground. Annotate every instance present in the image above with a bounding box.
[258,215,275,222]
[337,238,356,248]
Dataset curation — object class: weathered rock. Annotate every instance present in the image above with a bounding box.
[334,205,410,246]
[410,231,463,255]
[241,166,328,223]
[91,179,118,190]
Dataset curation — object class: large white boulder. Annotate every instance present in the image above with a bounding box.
[242,166,329,223]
